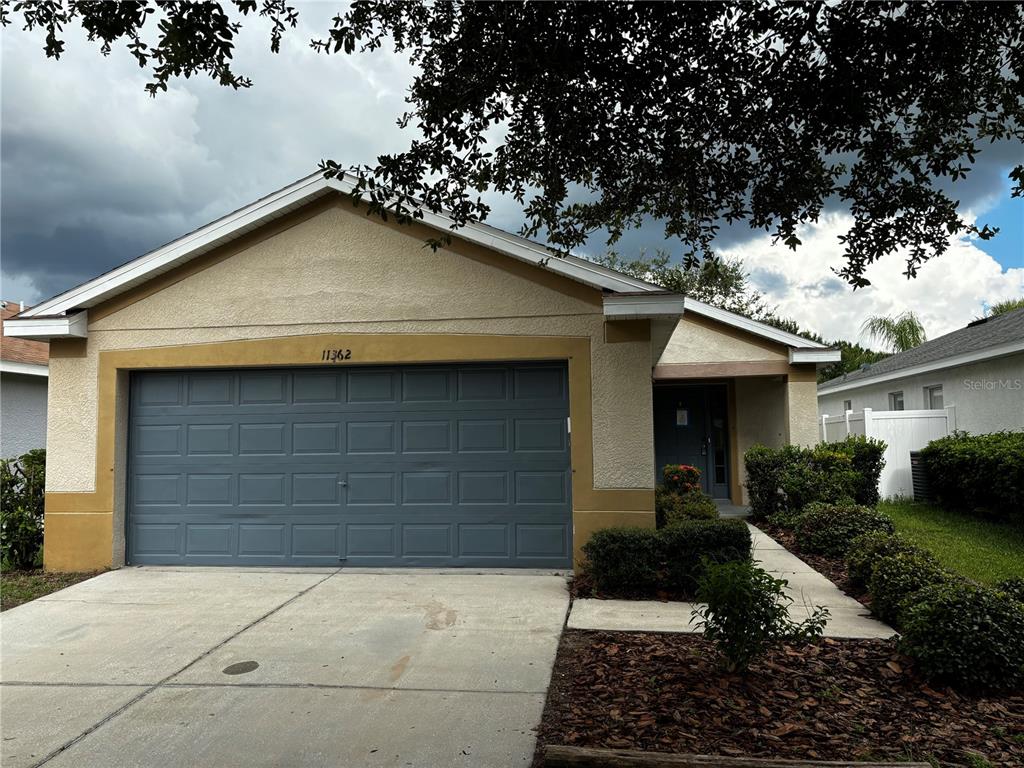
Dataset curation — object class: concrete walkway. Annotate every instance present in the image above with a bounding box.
[569,523,894,639]
[1,568,569,768]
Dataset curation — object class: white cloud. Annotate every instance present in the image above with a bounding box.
[719,212,1024,344]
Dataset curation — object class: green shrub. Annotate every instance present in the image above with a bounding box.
[921,431,1024,522]
[900,582,1024,692]
[661,464,702,494]
[1,449,46,570]
[662,519,751,594]
[996,577,1024,604]
[693,560,829,672]
[793,501,895,557]
[582,520,751,598]
[868,551,952,626]
[845,531,925,592]
[830,435,887,506]
[656,487,718,527]
[743,444,787,521]
[581,527,661,595]
[779,444,859,511]
[744,442,871,521]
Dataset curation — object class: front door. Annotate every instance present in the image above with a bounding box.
[653,384,730,499]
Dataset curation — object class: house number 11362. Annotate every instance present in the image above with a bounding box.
[321,349,352,362]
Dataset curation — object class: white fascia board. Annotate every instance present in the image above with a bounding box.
[0,360,48,377]
[22,174,662,322]
[21,175,329,319]
[790,348,841,364]
[817,339,1024,395]
[685,298,829,349]
[3,311,88,340]
[603,294,686,319]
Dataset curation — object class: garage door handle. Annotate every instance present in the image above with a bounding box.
[338,481,348,488]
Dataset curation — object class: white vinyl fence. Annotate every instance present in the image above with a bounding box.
[820,406,957,499]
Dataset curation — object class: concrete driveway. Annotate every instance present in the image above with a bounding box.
[0,568,569,768]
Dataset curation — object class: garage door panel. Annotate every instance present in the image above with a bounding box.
[128,363,571,567]
[134,424,183,457]
[293,371,342,404]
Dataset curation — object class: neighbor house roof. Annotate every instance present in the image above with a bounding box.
[818,307,1024,395]
[1,301,49,376]
[2,172,833,358]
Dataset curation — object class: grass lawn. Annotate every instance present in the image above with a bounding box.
[879,499,1024,586]
[0,569,104,611]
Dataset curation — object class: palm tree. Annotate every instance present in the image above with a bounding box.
[860,311,927,353]
[985,297,1024,317]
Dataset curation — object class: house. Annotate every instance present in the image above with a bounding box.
[5,173,838,572]
[1,300,49,458]
[818,307,1024,434]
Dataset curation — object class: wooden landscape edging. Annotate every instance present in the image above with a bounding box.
[543,745,931,768]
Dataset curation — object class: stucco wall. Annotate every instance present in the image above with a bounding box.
[659,315,787,364]
[1,372,48,458]
[818,353,1024,435]
[786,370,821,446]
[734,376,787,505]
[48,202,655,494]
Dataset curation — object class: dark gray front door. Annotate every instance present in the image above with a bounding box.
[653,384,730,499]
[127,363,571,567]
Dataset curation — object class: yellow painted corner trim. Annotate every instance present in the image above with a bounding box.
[44,512,113,571]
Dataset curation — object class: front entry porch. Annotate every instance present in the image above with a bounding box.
[651,372,819,505]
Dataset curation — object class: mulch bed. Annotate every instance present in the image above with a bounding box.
[534,630,1024,767]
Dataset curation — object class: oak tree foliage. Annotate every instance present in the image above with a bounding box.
[4,1,1022,286]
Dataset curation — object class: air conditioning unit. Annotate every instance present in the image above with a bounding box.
[910,451,931,502]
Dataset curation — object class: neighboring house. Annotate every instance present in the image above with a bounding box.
[6,173,838,572]
[818,307,1024,434]
[1,300,49,458]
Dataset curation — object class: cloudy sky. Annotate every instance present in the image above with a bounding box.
[2,4,1022,344]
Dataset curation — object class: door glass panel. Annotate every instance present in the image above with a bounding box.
[712,417,726,484]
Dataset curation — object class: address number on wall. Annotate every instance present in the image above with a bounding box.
[321,349,353,362]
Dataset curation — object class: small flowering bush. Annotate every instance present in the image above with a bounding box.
[662,464,702,494]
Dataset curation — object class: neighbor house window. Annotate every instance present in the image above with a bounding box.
[843,399,853,412]
[924,385,943,409]
[888,391,905,410]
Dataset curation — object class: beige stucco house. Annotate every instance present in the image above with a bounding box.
[6,174,838,572]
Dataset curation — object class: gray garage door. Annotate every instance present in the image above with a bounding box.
[127,363,572,567]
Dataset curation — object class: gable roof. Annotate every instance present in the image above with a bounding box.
[3,172,832,356]
[818,307,1024,394]
[1,300,48,375]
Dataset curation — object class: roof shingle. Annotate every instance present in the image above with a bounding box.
[819,307,1024,390]
[1,301,49,366]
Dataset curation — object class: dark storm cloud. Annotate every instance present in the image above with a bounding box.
[1,2,1020,307]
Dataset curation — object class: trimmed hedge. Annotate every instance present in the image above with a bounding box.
[743,445,788,519]
[868,551,952,626]
[656,486,718,527]
[793,501,895,557]
[744,436,885,520]
[581,527,661,594]
[662,519,752,595]
[900,581,1024,692]
[581,520,751,598]
[920,430,1024,522]
[997,577,1024,604]
[839,434,887,507]
[845,531,925,592]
